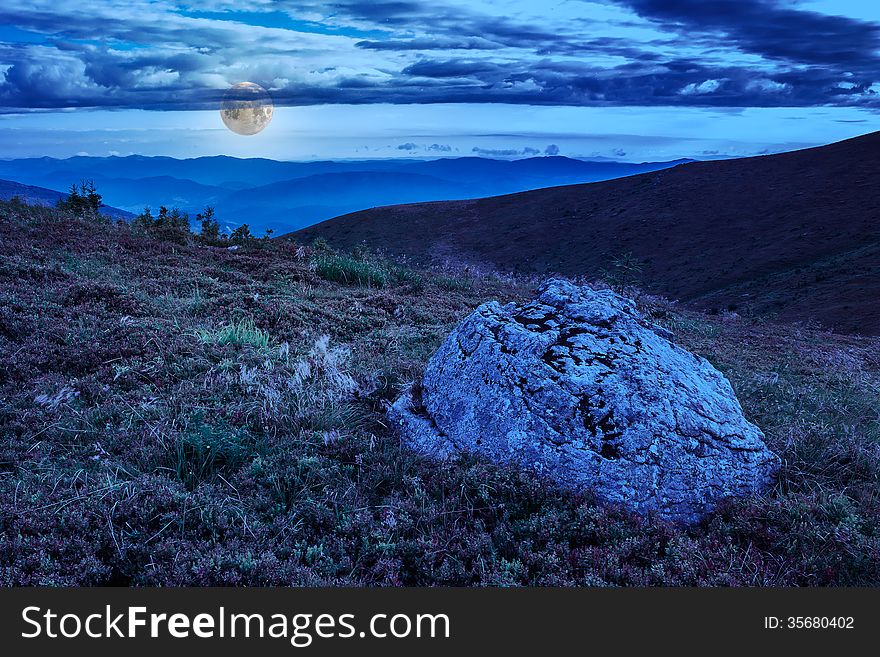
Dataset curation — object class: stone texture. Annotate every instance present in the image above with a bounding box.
[389,279,780,523]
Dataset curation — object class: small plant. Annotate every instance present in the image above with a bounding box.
[196,206,222,243]
[165,420,257,490]
[435,274,474,292]
[311,236,332,253]
[393,266,424,293]
[601,251,644,290]
[230,224,254,245]
[314,254,389,287]
[217,335,359,431]
[196,318,272,348]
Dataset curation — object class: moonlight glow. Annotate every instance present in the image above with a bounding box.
[220,82,274,136]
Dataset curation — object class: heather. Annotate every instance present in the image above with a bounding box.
[1,199,878,586]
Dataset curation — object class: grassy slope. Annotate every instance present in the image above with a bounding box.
[1,199,879,586]
[292,132,880,335]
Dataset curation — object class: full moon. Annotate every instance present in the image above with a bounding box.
[220,82,273,135]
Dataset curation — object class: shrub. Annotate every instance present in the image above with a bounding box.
[601,251,644,290]
[133,205,191,243]
[311,236,332,253]
[230,224,254,245]
[196,206,222,244]
[57,180,103,219]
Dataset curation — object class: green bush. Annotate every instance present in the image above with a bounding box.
[196,206,222,244]
[133,205,191,243]
[57,180,103,219]
[230,224,254,245]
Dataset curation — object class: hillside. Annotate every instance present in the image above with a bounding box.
[0,154,687,233]
[1,198,879,586]
[293,133,880,335]
[0,179,134,220]
[219,171,482,232]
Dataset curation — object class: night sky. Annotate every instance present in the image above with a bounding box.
[1,0,879,160]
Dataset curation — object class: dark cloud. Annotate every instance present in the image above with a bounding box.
[544,144,560,155]
[402,59,500,78]
[617,0,880,70]
[356,36,502,51]
[0,0,879,111]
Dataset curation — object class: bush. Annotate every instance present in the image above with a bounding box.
[57,180,103,219]
[133,205,191,243]
[601,252,645,290]
[196,206,222,244]
[230,224,254,245]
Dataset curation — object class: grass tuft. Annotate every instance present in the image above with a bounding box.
[196,318,272,348]
[314,254,390,287]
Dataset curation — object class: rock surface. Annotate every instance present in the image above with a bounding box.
[390,279,780,523]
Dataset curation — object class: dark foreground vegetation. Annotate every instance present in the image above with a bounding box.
[1,198,879,585]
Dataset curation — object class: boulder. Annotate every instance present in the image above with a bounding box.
[390,279,780,523]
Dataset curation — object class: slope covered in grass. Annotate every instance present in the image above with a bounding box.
[1,200,879,585]
[294,132,880,335]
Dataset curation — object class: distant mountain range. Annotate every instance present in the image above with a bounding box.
[0,179,134,220]
[293,132,880,335]
[0,154,690,233]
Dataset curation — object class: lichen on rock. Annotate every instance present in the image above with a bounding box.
[389,279,780,523]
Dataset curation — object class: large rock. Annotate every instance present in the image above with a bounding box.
[390,279,779,523]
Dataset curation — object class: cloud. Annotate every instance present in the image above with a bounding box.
[472,147,521,156]
[0,0,878,111]
[679,79,723,96]
[397,141,453,153]
[356,36,502,51]
[472,145,545,157]
[544,144,560,155]
[616,0,880,69]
